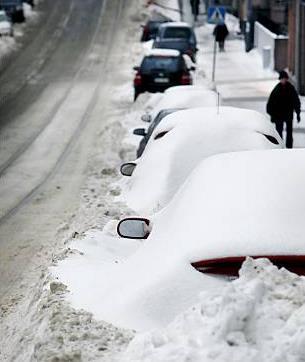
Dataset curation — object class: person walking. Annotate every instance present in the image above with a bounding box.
[190,0,199,21]
[266,70,301,148]
[213,22,229,51]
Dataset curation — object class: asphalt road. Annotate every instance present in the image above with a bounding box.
[0,0,132,302]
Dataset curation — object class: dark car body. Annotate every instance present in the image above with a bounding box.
[154,22,198,62]
[133,49,193,100]
[141,19,171,42]
[0,0,24,22]
[135,108,182,157]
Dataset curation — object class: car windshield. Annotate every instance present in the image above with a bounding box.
[141,56,180,72]
[147,108,182,139]
[163,27,191,39]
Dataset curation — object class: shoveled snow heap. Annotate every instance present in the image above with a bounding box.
[124,257,305,362]
[55,149,305,334]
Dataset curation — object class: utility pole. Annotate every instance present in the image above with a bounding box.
[212,37,217,83]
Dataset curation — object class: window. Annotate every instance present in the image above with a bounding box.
[163,27,191,39]
[141,56,180,72]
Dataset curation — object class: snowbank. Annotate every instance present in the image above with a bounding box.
[124,257,305,362]
[55,149,305,333]
[122,107,283,214]
[148,88,218,121]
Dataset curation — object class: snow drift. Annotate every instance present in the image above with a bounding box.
[55,149,305,333]
[122,107,283,214]
[124,257,305,362]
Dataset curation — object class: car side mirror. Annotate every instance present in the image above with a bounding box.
[120,162,137,176]
[141,114,152,122]
[133,128,146,136]
[195,47,199,52]
[189,66,196,71]
[117,217,151,239]
[133,66,140,71]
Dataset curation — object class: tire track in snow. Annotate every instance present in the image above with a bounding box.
[0,0,125,225]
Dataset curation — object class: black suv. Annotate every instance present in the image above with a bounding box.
[133,49,194,101]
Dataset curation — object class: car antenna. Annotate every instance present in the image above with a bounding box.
[217,92,220,115]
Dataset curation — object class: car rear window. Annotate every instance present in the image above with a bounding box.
[163,27,191,39]
[141,56,180,72]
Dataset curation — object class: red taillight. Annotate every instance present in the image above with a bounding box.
[143,26,149,35]
[181,73,192,85]
[134,72,142,86]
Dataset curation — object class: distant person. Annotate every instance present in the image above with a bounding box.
[266,70,301,148]
[213,22,229,51]
[190,0,199,21]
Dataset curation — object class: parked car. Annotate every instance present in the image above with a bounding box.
[0,9,13,35]
[141,18,171,42]
[22,0,34,7]
[153,22,198,62]
[114,149,305,329]
[120,107,283,214]
[133,89,219,157]
[133,49,194,101]
[0,0,24,23]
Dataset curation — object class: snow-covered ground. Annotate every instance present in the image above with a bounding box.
[2,0,305,361]
[124,257,305,362]
[50,3,305,362]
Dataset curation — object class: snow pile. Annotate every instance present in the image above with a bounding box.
[55,149,305,333]
[143,86,212,112]
[0,36,15,61]
[124,257,305,362]
[148,88,218,121]
[122,107,283,214]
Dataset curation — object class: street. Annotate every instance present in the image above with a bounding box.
[0,0,140,359]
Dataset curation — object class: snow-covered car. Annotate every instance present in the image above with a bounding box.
[114,149,305,329]
[142,84,213,116]
[0,10,13,36]
[120,107,283,214]
[133,49,194,100]
[132,89,219,157]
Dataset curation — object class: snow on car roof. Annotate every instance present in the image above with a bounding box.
[122,107,283,214]
[150,89,218,120]
[164,85,211,94]
[160,21,191,28]
[145,48,180,57]
[157,149,305,261]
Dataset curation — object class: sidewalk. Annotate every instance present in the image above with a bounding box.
[195,14,278,102]
[193,12,305,147]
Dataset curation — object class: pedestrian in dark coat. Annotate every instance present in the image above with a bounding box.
[213,22,229,51]
[266,70,301,148]
[190,0,199,21]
